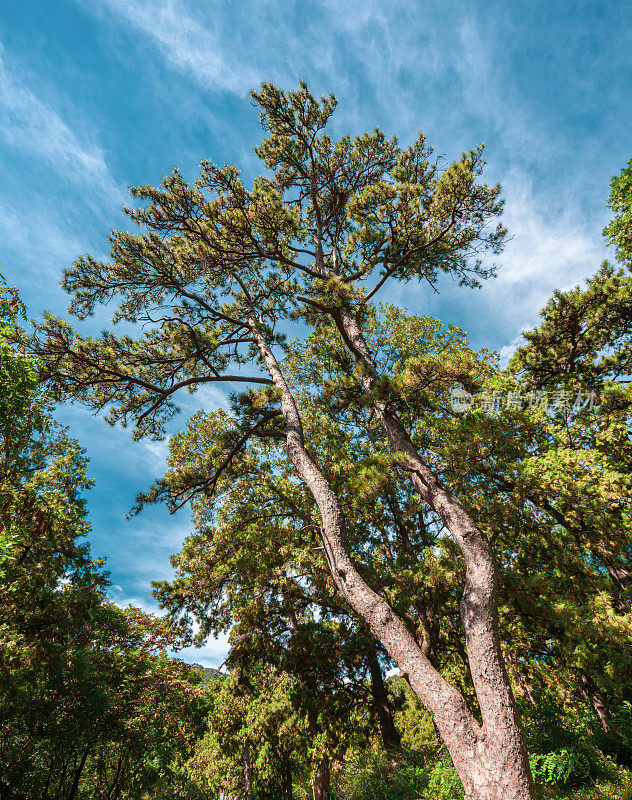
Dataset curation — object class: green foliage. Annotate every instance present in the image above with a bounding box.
[335,748,429,800]
[593,702,632,768]
[16,76,632,799]
[604,157,632,266]
[0,322,36,431]
[0,286,205,799]
[511,260,632,388]
[388,677,439,759]
[422,758,464,800]
[529,750,590,788]
[188,665,307,798]
[23,81,513,795]
[0,272,37,574]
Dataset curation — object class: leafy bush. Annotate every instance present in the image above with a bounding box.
[335,748,429,800]
[519,697,580,756]
[422,758,464,800]
[529,748,590,786]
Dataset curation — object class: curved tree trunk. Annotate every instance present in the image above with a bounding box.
[66,744,91,800]
[250,320,535,799]
[334,308,535,798]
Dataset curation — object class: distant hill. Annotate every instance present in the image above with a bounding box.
[191,663,223,688]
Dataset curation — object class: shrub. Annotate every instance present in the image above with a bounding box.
[529,748,590,787]
[422,758,464,800]
[335,748,429,800]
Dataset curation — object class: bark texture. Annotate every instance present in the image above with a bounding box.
[332,308,535,799]
[243,745,253,798]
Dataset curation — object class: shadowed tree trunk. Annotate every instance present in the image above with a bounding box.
[368,648,401,751]
[31,82,538,799]
[243,745,253,798]
[580,673,610,732]
[281,763,293,800]
[312,755,330,800]
[66,744,91,800]
[512,665,537,709]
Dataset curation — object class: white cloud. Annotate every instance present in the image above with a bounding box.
[55,404,172,481]
[110,592,231,668]
[498,332,527,369]
[485,169,608,327]
[81,0,446,134]
[89,0,259,94]
[176,632,230,669]
[112,594,163,615]
[0,199,88,281]
[0,44,122,202]
[453,14,551,158]
[0,38,123,297]
[138,438,170,473]
[193,383,230,412]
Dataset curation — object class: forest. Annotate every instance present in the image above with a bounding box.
[1,83,632,800]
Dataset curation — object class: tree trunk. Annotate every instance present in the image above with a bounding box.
[243,744,253,798]
[251,321,535,799]
[334,308,536,799]
[514,668,537,709]
[281,764,293,800]
[312,755,330,800]
[580,673,610,732]
[66,744,90,800]
[368,648,401,750]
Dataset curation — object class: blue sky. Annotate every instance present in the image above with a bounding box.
[1,0,631,666]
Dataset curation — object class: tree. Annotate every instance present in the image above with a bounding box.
[0,280,205,800]
[188,665,308,800]
[0,273,37,574]
[152,310,492,764]
[30,83,535,799]
[154,447,395,793]
[400,158,632,748]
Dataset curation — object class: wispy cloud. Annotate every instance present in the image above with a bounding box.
[108,588,231,667]
[0,198,88,284]
[176,632,230,669]
[453,13,552,160]
[498,332,528,368]
[88,0,260,94]
[486,169,607,327]
[0,37,124,296]
[0,43,122,201]
[82,0,446,125]
[8,0,621,660]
